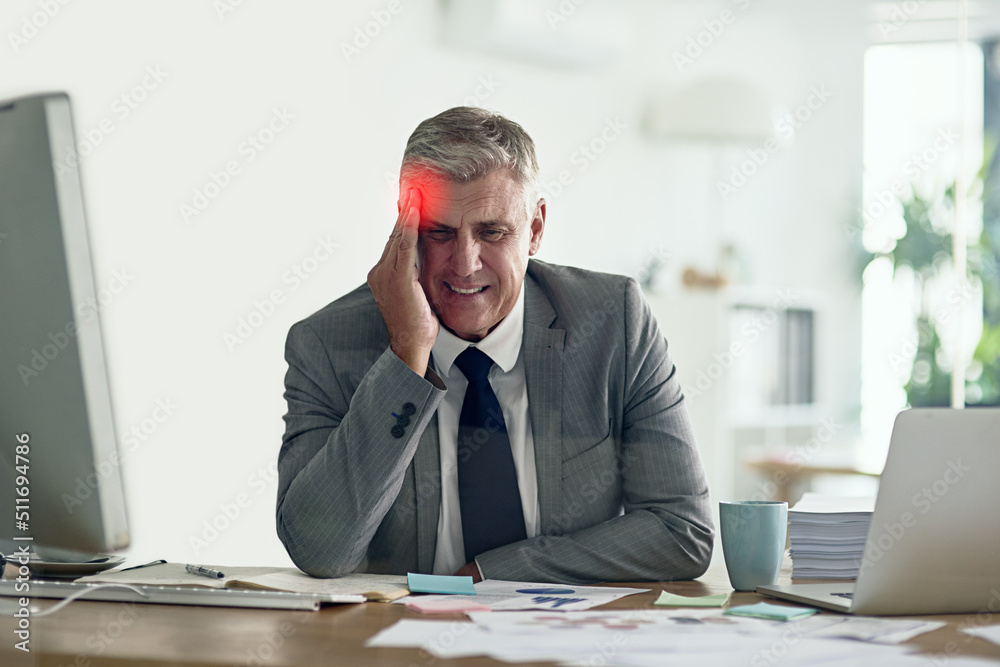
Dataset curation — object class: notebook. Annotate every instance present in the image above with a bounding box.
[758,408,1000,616]
[75,563,410,602]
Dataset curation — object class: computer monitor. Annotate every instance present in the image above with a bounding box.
[0,92,129,562]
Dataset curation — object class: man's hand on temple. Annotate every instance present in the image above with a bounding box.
[367,187,439,376]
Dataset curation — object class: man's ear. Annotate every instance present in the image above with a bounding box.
[528,199,546,256]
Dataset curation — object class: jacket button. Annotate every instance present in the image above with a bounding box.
[402,402,416,416]
[391,425,405,439]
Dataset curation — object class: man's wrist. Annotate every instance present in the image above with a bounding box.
[391,343,431,377]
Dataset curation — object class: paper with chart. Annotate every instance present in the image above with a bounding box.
[395,579,648,611]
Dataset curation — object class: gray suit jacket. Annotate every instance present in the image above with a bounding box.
[277,259,714,583]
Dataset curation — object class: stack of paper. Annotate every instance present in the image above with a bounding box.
[789,493,875,579]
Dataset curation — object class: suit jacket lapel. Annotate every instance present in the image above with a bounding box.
[413,413,440,573]
[523,274,565,538]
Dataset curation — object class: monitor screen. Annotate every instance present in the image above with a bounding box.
[0,93,129,561]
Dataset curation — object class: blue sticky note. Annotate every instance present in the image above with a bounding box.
[407,572,476,595]
[723,602,817,621]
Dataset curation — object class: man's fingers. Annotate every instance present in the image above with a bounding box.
[395,187,412,230]
[402,188,421,231]
[395,189,421,268]
[377,189,413,266]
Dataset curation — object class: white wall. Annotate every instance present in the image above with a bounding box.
[3,0,870,566]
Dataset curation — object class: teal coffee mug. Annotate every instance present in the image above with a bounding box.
[720,500,788,592]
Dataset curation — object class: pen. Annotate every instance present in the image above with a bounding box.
[186,564,225,579]
[120,559,167,572]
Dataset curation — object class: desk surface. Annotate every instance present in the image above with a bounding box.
[2,561,999,666]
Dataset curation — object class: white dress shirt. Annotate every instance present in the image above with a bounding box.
[430,284,539,575]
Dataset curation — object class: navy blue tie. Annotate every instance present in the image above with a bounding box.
[454,347,527,561]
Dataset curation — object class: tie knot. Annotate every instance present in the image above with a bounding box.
[454,347,495,383]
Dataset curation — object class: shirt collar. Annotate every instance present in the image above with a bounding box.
[432,282,525,377]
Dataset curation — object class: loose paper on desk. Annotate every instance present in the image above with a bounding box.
[77,563,409,602]
[792,615,946,644]
[366,611,777,661]
[585,640,949,667]
[367,611,922,666]
[239,570,409,602]
[654,591,728,607]
[404,597,492,614]
[394,579,647,611]
[961,624,1000,647]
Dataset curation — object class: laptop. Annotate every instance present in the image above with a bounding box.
[758,408,1000,615]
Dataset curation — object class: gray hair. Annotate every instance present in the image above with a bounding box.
[400,107,540,212]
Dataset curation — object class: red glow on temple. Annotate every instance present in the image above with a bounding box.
[399,166,448,229]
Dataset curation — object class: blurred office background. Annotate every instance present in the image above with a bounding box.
[4,0,998,566]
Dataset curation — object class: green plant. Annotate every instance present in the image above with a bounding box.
[867,171,1000,407]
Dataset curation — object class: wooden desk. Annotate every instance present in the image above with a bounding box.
[2,561,999,666]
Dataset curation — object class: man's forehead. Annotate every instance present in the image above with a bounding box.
[403,169,526,223]
[402,168,517,196]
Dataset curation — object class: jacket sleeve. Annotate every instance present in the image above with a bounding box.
[475,278,715,583]
[275,320,445,577]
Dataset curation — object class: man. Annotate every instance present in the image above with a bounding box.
[276,107,713,583]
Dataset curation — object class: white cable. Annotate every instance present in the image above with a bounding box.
[29,583,148,617]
